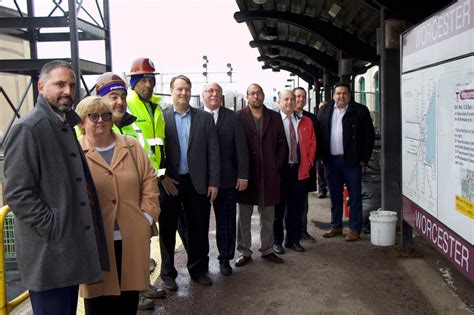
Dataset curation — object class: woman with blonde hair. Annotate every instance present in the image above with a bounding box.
[75,96,160,314]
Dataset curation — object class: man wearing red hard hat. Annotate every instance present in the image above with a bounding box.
[126,58,165,173]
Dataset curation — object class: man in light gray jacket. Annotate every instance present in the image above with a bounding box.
[3,60,108,315]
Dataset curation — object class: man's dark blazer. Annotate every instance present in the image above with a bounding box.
[317,100,375,167]
[162,105,220,195]
[302,110,318,192]
[212,106,249,188]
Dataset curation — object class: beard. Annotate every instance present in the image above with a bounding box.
[52,96,74,113]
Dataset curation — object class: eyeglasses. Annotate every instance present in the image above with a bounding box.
[204,88,222,94]
[88,112,112,122]
[247,91,263,97]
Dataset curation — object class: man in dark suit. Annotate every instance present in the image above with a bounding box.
[202,82,249,276]
[273,90,316,254]
[318,82,375,242]
[293,87,317,242]
[158,75,220,290]
[235,83,287,266]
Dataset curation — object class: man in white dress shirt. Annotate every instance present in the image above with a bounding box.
[317,82,375,242]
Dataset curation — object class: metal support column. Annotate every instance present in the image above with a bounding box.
[338,57,352,85]
[103,0,112,73]
[314,78,320,114]
[27,0,39,100]
[323,70,331,102]
[379,8,412,252]
[68,0,81,102]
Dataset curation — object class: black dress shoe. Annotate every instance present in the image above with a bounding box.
[141,284,166,298]
[235,255,252,267]
[300,231,315,242]
[191,274,212,286]
[318,189,327,198]
[272,244,285,255]
[219,261,232,276]
[261,253,284,263]
[285,242,306,252]
[161,276,177,291]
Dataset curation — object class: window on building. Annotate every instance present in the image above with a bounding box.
[358,77,366,105]
[373,71,379,112]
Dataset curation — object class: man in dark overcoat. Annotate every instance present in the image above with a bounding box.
[202,82,249,276]
[235,83,287,266]
[3,60,108,315]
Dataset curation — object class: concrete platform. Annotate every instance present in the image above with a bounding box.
[8,192,474,314]
[140,192,474,314]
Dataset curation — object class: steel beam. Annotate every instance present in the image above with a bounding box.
[250,40,338,73]
[261,64,314,86]
[234,10,377,61]
[258,56,320,78]
[0,17,68,29]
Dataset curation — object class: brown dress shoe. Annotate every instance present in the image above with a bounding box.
[345,229,360,242]
[322,228,343,238]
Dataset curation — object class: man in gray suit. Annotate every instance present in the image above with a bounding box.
[3,60,108,315]
[159,75,220,290]
[202,82,249,276]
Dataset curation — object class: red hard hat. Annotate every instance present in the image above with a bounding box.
[128,57,159,76]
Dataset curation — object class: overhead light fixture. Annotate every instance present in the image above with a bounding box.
[252,0,268,4]
[328,3,341,18]
[267,48,280,58]
[260,25,278,41]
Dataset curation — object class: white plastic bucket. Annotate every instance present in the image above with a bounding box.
[369,209,397,246]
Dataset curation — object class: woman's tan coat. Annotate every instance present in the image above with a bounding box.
[79,135,160,298]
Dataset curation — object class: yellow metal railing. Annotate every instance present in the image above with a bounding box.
[0,206,28,315]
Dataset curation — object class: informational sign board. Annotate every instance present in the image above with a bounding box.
[401,0,474,282]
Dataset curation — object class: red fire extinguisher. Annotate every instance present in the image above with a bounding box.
[344,185,350,218]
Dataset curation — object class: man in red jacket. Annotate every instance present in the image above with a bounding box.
[235,84,287,266]
[273,90,316,254]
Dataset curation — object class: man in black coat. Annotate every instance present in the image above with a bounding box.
[317,82,375,242]
[202,82,249,276]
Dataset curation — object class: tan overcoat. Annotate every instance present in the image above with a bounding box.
[79,134,160,298]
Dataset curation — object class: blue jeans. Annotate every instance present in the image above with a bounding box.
[324,156,363,232]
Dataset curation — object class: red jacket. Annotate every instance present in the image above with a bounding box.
[297,116,316,180]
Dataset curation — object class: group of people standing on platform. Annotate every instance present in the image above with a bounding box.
[2,57,375,315]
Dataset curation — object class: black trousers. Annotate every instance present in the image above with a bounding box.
[274,164,307,245]
[317,159,327,191]
[84,240,139,315]
[213,187,237,262]
[159,174,211,279]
